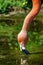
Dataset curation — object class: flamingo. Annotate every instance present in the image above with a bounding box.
[18,0,41,55]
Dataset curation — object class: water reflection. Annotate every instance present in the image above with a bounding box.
[21,56,28,65]
[20,54,31,65]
